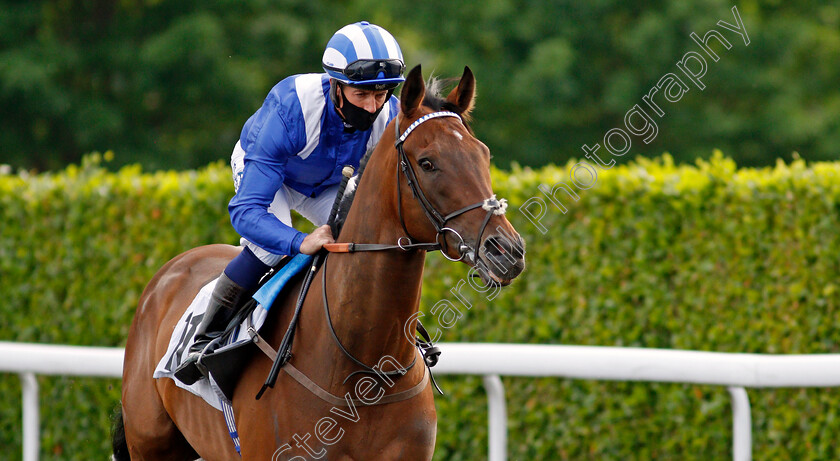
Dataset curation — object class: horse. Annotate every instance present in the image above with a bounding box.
[115,64,525,461]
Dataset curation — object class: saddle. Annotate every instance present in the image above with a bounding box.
[153,253,305,404]
[155,251,441,405]
[198,255,299,400]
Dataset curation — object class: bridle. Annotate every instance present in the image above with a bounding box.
[394,111,508,262]
[326,110,509,262]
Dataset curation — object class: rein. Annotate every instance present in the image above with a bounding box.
[258,110,505,402]
[321,254,444,394]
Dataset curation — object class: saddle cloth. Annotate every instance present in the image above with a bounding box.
[153,253,313,410]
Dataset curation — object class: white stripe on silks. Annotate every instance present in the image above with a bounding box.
[367,100,392,152]
[253,304,269,327]
[338,23,373,60]
[373,25,400,60]
[294,74,326,160]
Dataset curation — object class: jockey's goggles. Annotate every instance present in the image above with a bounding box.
[330,59,405,82]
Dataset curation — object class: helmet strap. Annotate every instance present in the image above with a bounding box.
[329,79,342,110]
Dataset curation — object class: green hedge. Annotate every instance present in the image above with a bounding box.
[2,152,840,460]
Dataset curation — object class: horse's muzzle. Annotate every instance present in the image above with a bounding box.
[475,233,526,286]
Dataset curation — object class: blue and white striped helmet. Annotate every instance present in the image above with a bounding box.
[322,21,405,90]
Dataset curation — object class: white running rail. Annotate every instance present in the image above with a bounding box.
[4,341,840,461]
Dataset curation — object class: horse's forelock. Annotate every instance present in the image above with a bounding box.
[423,77,446,104]
[422,77,473,126]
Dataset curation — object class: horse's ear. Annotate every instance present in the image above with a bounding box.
[446,66,476,117]
[400,65,425,117]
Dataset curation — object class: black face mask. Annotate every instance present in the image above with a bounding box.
[339,96,383,132]
[332,82,392,132]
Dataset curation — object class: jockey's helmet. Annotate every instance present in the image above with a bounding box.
[322,21,405,91]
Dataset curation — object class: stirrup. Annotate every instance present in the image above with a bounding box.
[173,351,205,385]
[173,338,219,385]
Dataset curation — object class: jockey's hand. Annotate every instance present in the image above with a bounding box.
[299,224,335,255]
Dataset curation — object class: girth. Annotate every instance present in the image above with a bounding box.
[249,325,431,407]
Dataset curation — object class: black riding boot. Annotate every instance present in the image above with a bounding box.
[174,273,250,385]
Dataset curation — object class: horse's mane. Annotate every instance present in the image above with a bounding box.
[332,146,372,238]
[333,77,471,238]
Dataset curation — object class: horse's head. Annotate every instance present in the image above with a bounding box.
[394,65,525,286]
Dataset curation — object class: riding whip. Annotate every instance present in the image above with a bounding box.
[257,165,355,399]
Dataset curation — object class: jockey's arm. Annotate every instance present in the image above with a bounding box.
[228,159,307,256]
[229,103,308,256]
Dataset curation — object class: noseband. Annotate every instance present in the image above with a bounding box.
[394,111,508,262]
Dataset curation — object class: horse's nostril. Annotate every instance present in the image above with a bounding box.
[486,239,503,256]
[478,235,525,281]
[484,235,524,259]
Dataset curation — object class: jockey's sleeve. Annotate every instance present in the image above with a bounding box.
[229,160,305,256]
[229,99,306,256]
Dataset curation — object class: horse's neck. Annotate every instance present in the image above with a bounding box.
[320,145,426,372]
[323,247,425,367]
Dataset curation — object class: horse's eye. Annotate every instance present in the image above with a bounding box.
[419,158,436,172]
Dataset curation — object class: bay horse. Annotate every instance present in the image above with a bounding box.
[116,65,525,460]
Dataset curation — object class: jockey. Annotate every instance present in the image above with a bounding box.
[175,21,405,385]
